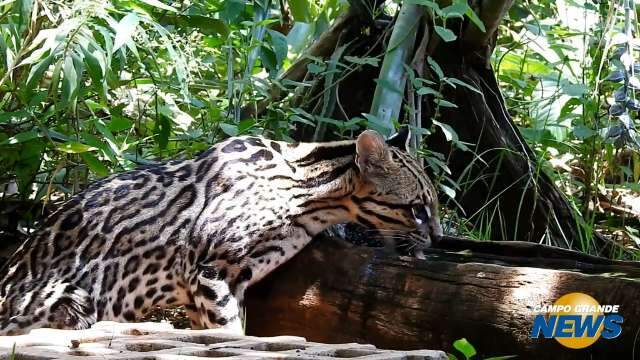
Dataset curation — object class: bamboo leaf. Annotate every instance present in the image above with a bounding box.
[0,130,40,145]
[55,141,97,153]
[113,13,140,52]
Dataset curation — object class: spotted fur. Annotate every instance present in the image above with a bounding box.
[0,130,441,335]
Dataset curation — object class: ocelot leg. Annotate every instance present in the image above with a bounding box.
[0,282,96,335]
[184,303,203,329]
[192,266,243,334]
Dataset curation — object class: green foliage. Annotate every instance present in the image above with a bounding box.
[0,0,347,205]
[447,338,516,360]
[493,0,640,257]
[1,0,638,259]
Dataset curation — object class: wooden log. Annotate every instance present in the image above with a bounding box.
[245,236,640,359]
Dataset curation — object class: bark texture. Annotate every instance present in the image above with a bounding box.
[245,236,640,359]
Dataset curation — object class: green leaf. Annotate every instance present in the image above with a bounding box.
[465,5,486,32]
[427,57,444,79]
[417,86,440,96]
[220,123,238,136]
[573,125,596,139]
[435,26,457,42]
[344,55,380,67]
[406,0,441,15]
[0,110,30,124]
[307,62,325,74]
[453,338,477,360]
[433,119,458,142]
[139,0,177,12]
[113,13,140,52]
[108,115,133,132]
[440,184,456,199]
[435,99,458,108]
[61,55,78,109]
[15,139,44,195]
[291,115,315,127]
[155,115,171,149]
[267,29,289,68]
[25,52,54,93]
[289,0,312,22]
[181,15,229,37]
[81,153,109,177]
[237,119,256,133]
[55,141,97,154]
[0,130,40,145]
[260,45,277,72]
[442,1,467,19]
[445,77,482,94]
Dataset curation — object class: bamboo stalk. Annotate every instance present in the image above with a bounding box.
[368,4,424,137]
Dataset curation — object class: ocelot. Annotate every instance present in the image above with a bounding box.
[0,129,442,335]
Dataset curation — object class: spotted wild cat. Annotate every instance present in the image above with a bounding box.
[0,129,442,335]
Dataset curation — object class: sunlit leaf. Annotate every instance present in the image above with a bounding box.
[629,77,640,89]
[0,130,40,145]
[139,0,177,12]
[453,338,477,360]
[55,141,97,153]
[113,13,140,52]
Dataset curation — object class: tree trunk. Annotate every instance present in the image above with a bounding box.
[242,0,613,255]
[245,236,640,359]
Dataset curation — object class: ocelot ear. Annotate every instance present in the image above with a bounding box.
[385,126,410,151]
[355,130,391,177]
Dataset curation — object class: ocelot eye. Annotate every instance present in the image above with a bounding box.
[411,205,430,225]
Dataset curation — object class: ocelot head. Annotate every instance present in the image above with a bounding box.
[351,128,443,249]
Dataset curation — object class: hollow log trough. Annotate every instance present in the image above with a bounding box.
[246,236,640,359]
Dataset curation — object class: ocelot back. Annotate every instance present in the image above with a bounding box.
[0,129,441,335]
